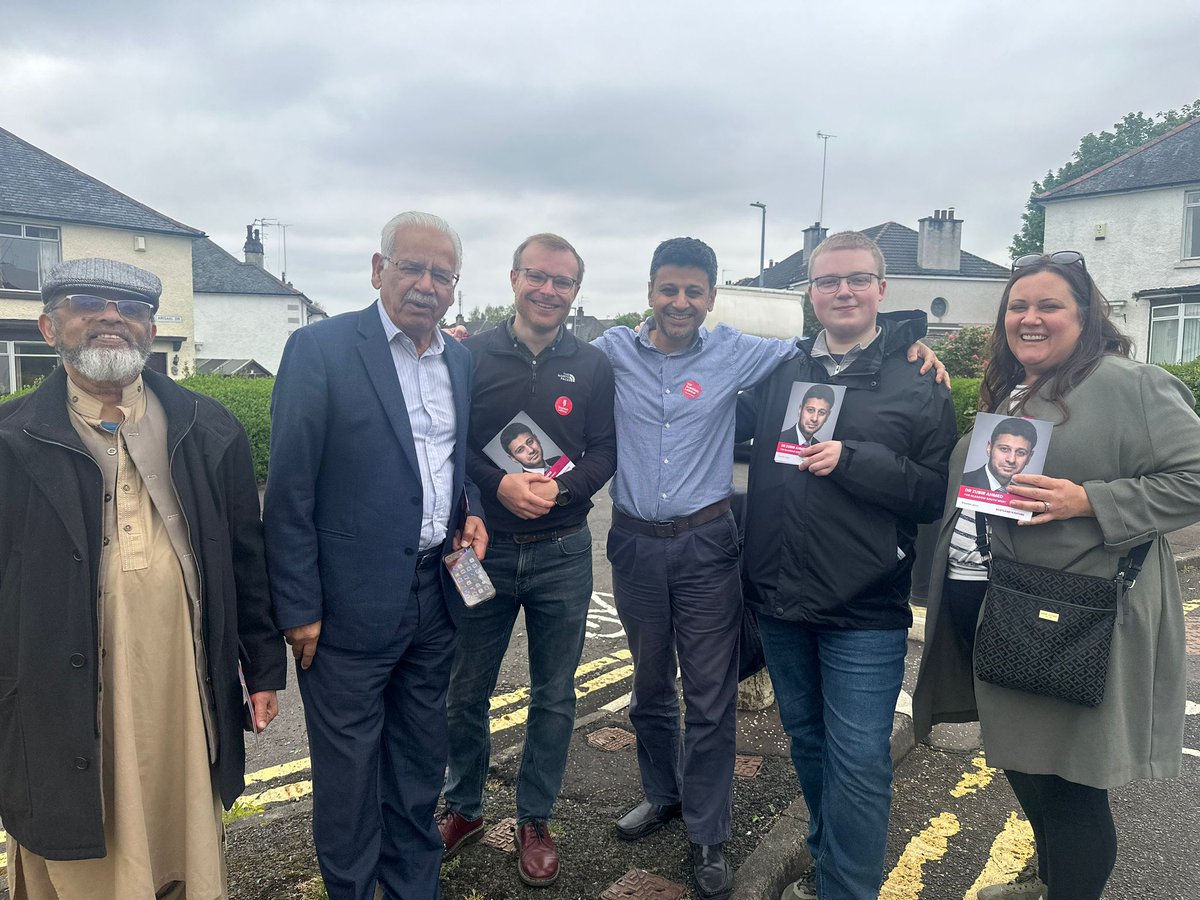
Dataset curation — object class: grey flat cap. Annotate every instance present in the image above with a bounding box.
[42,258,163,312]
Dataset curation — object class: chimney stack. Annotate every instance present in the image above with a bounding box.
[802,222,828,264]
[243,225,265,268]
[917,208,962,272]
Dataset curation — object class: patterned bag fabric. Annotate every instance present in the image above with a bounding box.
[973,557,1126,707]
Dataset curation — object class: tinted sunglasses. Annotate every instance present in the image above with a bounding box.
[53,293,156,323]
[1012,250,1085,272]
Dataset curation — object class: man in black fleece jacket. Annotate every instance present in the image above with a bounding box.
[437,233,617,887]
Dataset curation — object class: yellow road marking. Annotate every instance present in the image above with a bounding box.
[490,663,635,734]
[963,810,1036,899]
[1184,599,1200,616]
[879,812,960,898]
[243,780,314,807]
[950,755,997,798]
[246,755,312,785]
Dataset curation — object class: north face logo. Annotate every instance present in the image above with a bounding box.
[558,373,576,383]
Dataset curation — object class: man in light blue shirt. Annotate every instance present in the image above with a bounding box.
[592,237,941,900]
[592,237,800,900]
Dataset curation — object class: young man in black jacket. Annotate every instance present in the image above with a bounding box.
[438,234,617,886]
[737,232,956,900]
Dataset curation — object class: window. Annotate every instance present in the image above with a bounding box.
[1149,300,1200,364]
[0,340,61,393]
[1186,191,1200,260]
[0,222,62,292]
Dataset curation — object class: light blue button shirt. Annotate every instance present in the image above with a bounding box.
[592,321,798,521]
[377,300,456,550]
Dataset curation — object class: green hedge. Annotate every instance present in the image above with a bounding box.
[178,375,275,482]
[7,362,1200,480]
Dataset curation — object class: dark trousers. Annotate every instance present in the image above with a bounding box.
[298,561,457,900]
[943,576,988,664]
[606,512,742,845]
[1005,770,1117,900]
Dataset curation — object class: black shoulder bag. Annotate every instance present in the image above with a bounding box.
[971,513,1152,708]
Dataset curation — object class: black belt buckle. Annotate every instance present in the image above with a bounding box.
[651,520,678,538]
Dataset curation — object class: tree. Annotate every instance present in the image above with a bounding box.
[467,303,516,328]
[1011,100,1200,257]
[612,310,647,329]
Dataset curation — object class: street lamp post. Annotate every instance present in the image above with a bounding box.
[750,201,766,288]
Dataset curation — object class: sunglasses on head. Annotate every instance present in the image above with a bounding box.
[1012,250,1086,272]
[53,293,156,323]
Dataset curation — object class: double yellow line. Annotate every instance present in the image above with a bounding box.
[879,756,1036,900]
[238,649,634,814]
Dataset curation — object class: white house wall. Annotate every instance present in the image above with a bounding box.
[881,275,1006,333]
[711,285,806,338]
[1043,185,1200,362]
[193,292,304,375]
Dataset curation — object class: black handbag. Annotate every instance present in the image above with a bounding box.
[971,514,1151,708]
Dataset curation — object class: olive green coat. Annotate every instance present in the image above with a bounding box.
[913,355,1200,788]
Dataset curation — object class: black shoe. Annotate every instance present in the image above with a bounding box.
[689,842,733,900]
[614,799,683,841]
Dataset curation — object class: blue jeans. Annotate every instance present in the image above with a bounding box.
[444,525,592,824]
[757,616,907,900]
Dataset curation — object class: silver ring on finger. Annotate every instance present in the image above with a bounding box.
[1042,500,1050,514]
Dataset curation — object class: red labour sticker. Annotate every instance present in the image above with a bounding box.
[555,396,573,416]
[682,380,702,399]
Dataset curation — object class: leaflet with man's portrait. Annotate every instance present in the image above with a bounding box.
[482,412,576,478]
[774,381,847,466]
[955,412,1054,522]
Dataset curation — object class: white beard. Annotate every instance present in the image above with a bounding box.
[60,345,151,383]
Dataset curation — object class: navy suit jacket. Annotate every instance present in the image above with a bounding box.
[264,303,482,650]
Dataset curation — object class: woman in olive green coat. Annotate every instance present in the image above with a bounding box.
[913,251,1200,900]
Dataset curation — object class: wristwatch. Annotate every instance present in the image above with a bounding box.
[555,485,573,507]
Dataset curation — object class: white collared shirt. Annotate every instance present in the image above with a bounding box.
[377,300,457,550]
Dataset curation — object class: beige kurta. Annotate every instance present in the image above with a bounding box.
[9,377,226,900]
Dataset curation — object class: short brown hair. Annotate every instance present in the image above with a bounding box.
[512,233,584,284]
[807,231,886,278]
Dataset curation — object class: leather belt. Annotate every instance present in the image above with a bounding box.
[492,521,586,545]
[415,547,443,568]
[612,498,731,539]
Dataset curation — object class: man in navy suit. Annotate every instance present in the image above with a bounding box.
[264,211,486,900]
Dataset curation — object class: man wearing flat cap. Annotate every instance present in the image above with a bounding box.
[0,258,285,899]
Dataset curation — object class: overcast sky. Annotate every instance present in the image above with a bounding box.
[5,0,1198,318]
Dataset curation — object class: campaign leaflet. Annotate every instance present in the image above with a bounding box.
[482,411,576,478]
[774,381,847,466]
[955,411,1054,522]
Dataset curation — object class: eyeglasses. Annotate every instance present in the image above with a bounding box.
[1012,250,1086,271]
[52,293,155,323]
[516,268,580,294]
[810,273,880,294]
[384,257,459,288]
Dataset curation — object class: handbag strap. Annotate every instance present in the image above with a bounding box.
[976,511,1152,592]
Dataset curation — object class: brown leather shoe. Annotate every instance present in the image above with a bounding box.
[515,820,560,886]
[437,809,484,859]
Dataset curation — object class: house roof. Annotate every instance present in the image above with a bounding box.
[743,221,1010,289]
[1039,115,1200,202]
[193,237,301,296]
[1134,282,1200,299]
[195,358,273,377]
[0,126,203,237]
